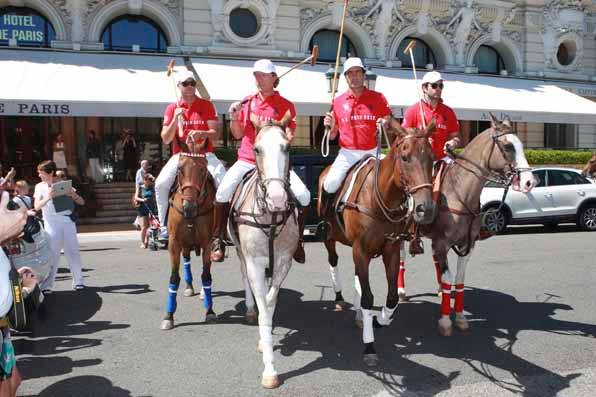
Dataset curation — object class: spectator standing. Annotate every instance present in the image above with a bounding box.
[122,130,138,182]
[12,181,35,216]
[134,174,156,248]
[86,130,103,183]
[33,161,86,293]
[52,133,67,171]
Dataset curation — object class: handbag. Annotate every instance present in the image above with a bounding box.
[6,260,26,331]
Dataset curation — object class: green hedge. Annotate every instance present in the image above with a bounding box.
[216,147,594,166]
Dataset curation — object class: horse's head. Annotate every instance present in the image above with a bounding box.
[389,120,436,224]
[485,113,536,193]
[581,152,596,177]
[251,112,292,212]
[177,153,209,220]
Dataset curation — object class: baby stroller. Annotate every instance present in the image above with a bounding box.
[143,202,167,251]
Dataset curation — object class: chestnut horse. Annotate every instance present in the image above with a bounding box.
[160,139,217,330]
[398,114,536,336]
[228,115,299,389]
[581,152,596,178]
[317,121,436,366]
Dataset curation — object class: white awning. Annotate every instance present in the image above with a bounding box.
[1,49,596,124]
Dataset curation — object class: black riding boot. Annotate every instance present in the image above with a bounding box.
[293,206,306,263]
[210,202,230,262]
[320,190,336,218]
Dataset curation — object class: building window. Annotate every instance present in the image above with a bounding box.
[468,120,492,142]
[557,41,577,66]
[397,37,435,68]
[474,45,505,75]
[229,8,259,38]
[309,30,357,63]
[544,123,577,149]
[0,6,55,48]
[101,15,168,53]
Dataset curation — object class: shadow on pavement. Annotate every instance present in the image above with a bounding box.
[216,285,594,395]
[19,375,137,397]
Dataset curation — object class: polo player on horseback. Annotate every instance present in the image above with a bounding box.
[402,71,461,255]
[155,70,227,240]
[321,57,403,215]
[211,59,311,263]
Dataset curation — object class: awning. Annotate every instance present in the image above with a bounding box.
[1,49,596,124]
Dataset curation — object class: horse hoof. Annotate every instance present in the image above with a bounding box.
[183,287,194,297]
[334,301,347,311]
[355,319,363,329]
[398,292,409,303]
[455,319,470,332]
[363,353,379,367]
[261,375,280,389]
[438,324,453,337]
[205,313,217,324]
[199,288,205,300]
[160,319,174,330]
[245,311,258,325]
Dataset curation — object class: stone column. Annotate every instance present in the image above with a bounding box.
[60,117,79,176]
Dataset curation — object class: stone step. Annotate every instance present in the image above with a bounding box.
[96,191,134,199]
[93,182,136,190]
[94,187,135,194]
[97,197,133,206]
[101,203,138,211]
[96,209,137,218]
[78,215,135,225]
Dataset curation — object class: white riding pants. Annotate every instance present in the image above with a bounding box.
[215,160,311,207]
[323,148,377,194]
[40,216,84,290]
[155,153,226,226]
[87,158,103,183]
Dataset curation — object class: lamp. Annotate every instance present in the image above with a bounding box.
[325,65,336,93]
[365,68,377,91]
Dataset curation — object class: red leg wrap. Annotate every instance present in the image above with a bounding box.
[454,283,464,313]
[398,260,405,289]
[440,282,452,316]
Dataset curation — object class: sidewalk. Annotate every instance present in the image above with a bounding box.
[77,223,139,243]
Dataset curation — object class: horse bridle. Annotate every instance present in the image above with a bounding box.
[170,153,212,218]
[372,121,433,224]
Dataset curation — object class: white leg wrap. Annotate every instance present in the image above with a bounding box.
[353,275,362,310]
[259,325,276,376]
[377,305,397,326]
[361,309,375,344]
[329,266,342,293]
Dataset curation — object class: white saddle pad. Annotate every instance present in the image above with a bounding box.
[339,157,376,204]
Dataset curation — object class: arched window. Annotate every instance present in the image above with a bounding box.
[474,45,505,75]
[397,37,436,68]
[0,6,55,48]
[309,30,358,63]
[101,15,168,53]
[229,8,259,38]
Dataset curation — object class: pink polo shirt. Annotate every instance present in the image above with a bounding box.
[332,88,391,150]
[236,91,297,164]
[163,96,218,154]
[402,99,459,160]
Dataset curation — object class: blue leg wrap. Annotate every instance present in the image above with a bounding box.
[202,280,212,309]
[166,282,179,314]
[183,257,193,285]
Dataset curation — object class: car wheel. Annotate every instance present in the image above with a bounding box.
[578,205,596,231]
[482,207,508,234]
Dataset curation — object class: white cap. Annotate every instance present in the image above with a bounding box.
[343,57,365,74]
[253,59,277,74]
[421,71,443,85]
[177,70,195,84]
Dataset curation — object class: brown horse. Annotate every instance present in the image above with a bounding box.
[160,139,217,330]
[317,121,436,366]
[398,114,536,336]
[581,152,596,177]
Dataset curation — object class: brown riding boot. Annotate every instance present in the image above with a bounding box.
[408,223,424,257]
[210,202,230,262]
[293,206,306,263]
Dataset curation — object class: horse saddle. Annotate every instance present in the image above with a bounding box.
[432,160,452,205]
[335,155,376,213]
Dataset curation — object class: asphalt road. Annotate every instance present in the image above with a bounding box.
[14,225,596,396]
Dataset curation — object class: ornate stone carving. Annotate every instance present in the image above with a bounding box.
[445,0,483,66]
[160,0,181,18]
[541,3,585,70]
[354,0,406,59]
[53,0,72,39]
[213,0,280,47]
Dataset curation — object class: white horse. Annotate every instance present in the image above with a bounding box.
[228,115,299,389]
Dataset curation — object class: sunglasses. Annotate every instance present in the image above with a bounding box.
[181,80,196,87]
[427,82,444,90]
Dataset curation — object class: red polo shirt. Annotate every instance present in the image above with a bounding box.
[236,91,297,164]
[332,88,391,150]
[163,96,218,154]
[402,99,459,160]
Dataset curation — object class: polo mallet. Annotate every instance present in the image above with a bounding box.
[322,0,349,158]
[183,56,211,101]
[166,59,185,138]
[275,45,320,83]
[403,40,427,129]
